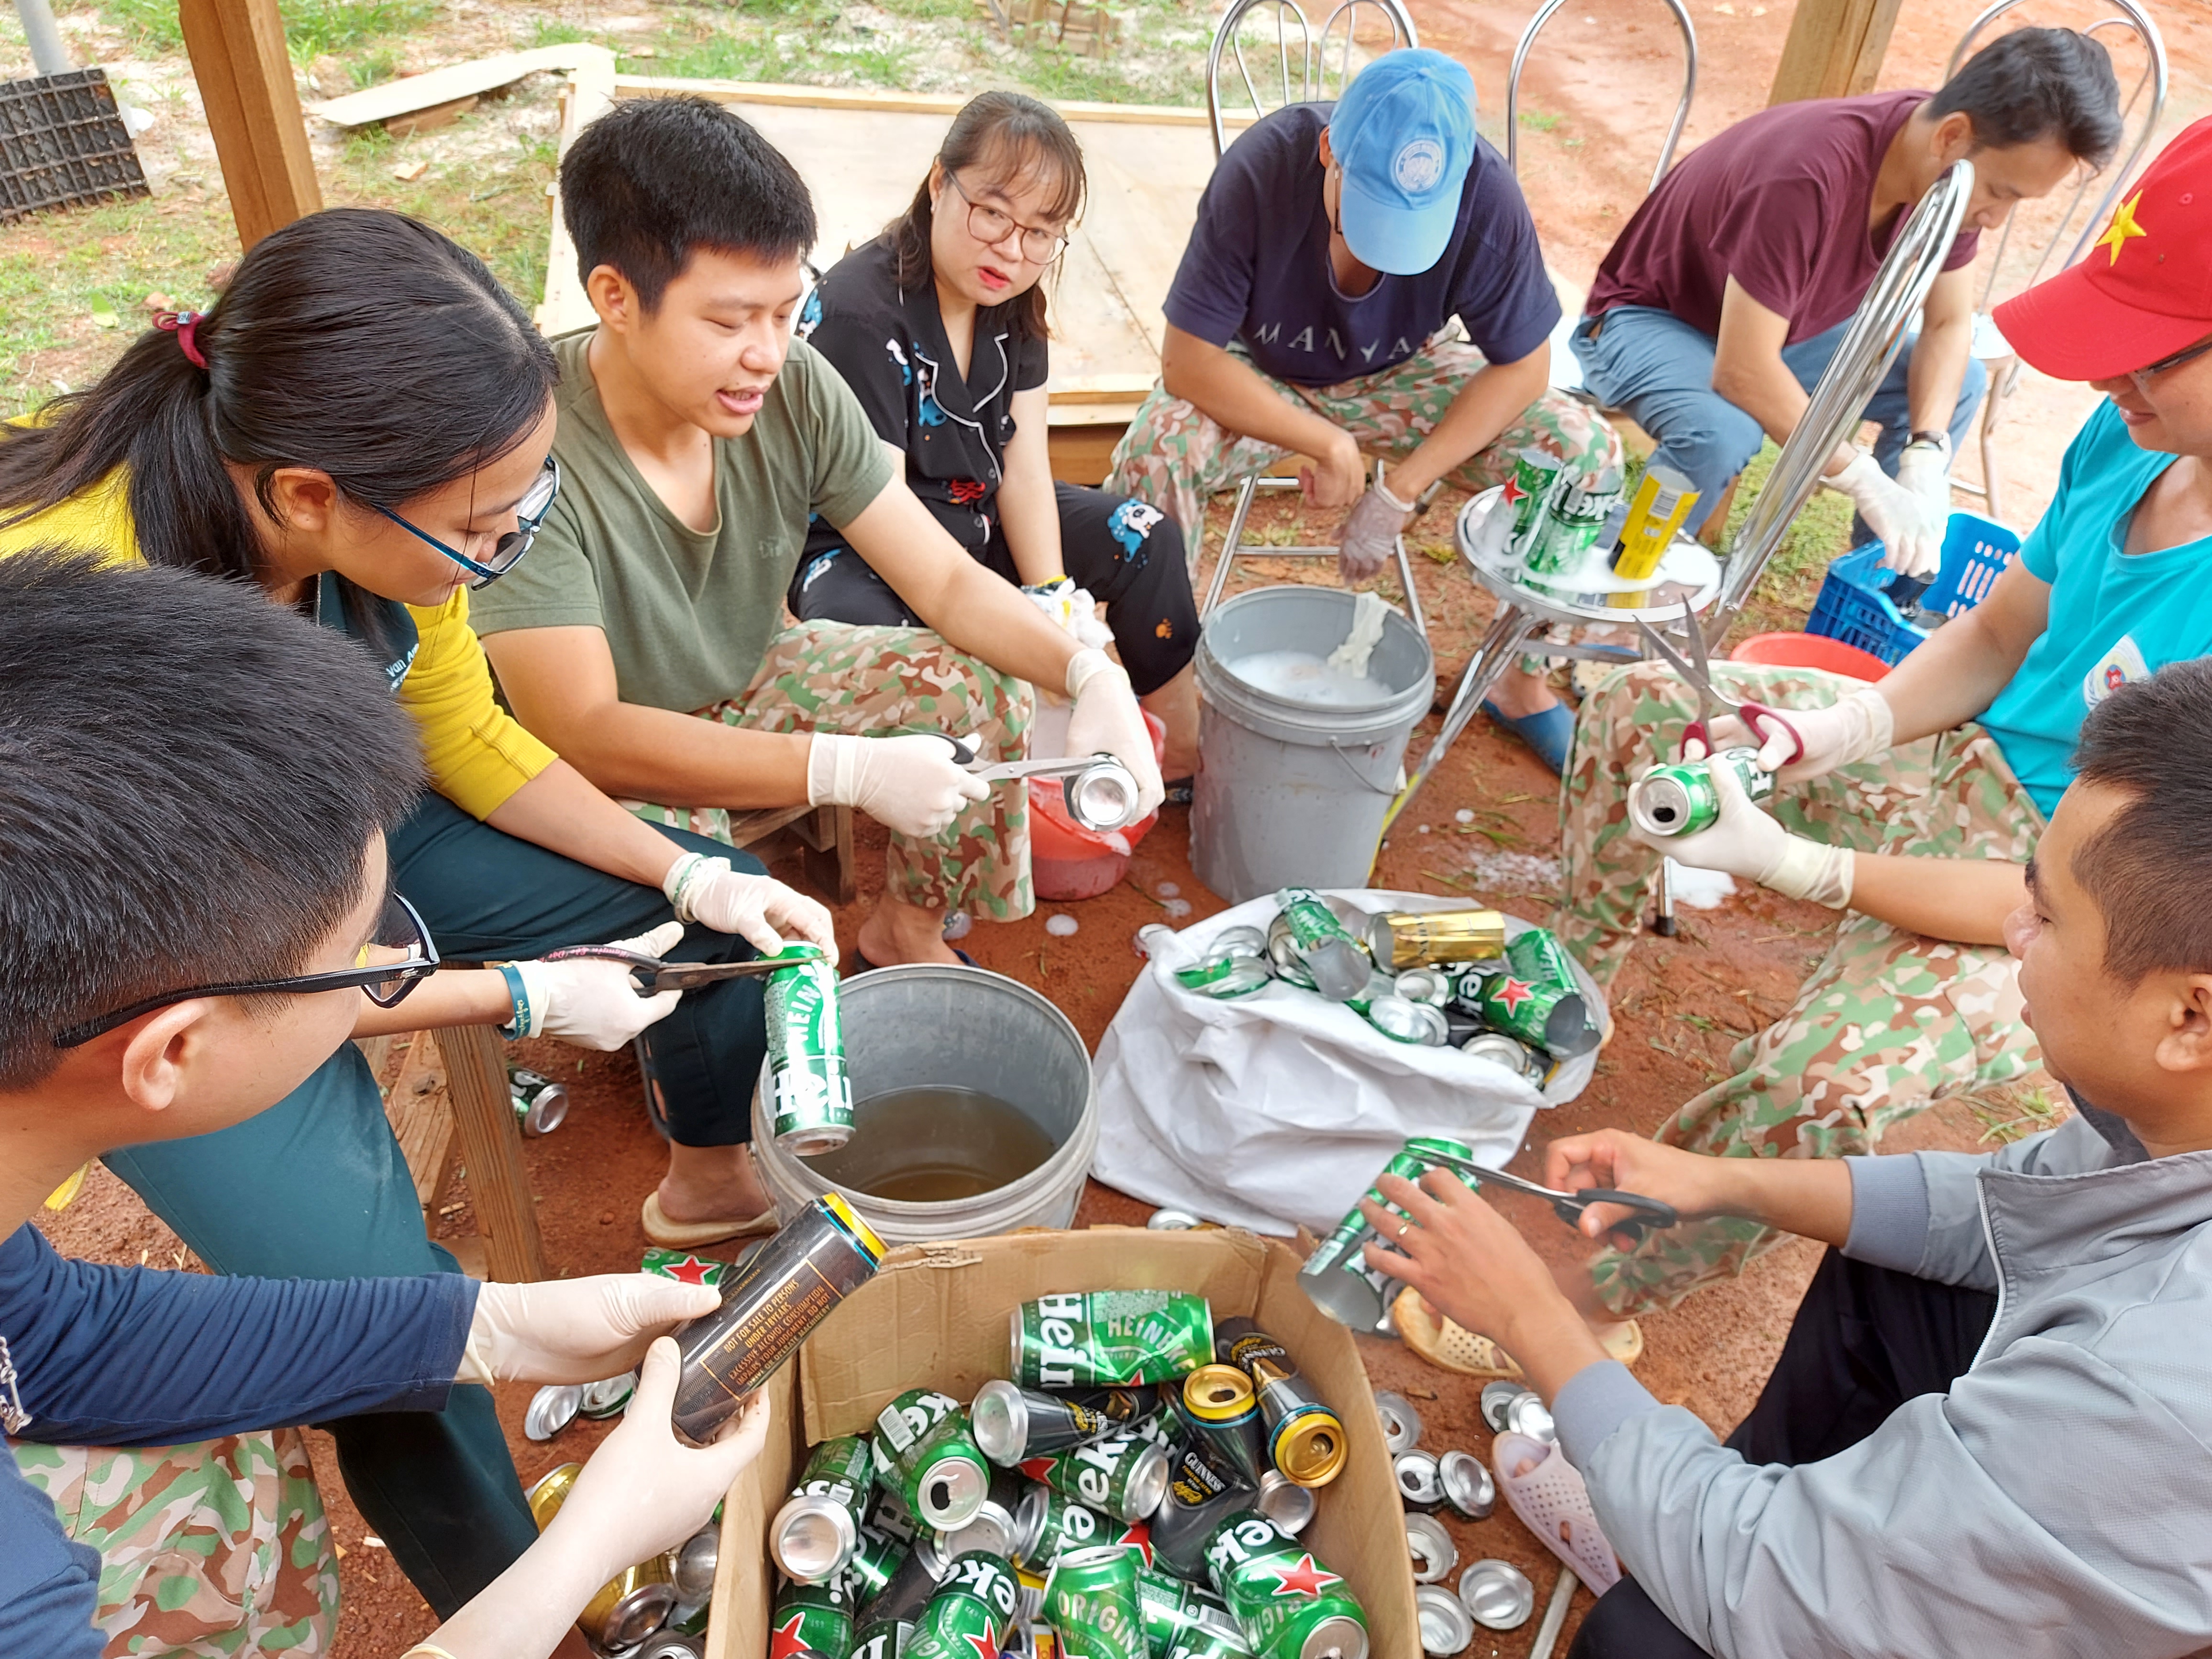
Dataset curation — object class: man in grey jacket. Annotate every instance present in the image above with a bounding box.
[1366,655,2212,1657]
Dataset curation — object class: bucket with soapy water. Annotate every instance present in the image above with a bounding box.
[1192,587,1435,903]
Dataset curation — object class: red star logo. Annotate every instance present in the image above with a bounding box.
[1493,976,1536,1014]
[963,1633,998,1659]
[1119,1520,1154,1567]
[661,1253,717,1286]
[1501,475,1526,507]
[1019,1455,1055,1482]
[769,1613,813,1659]
[1266,1552,1343,1599]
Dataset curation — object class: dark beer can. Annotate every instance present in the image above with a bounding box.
[861,1533,950,1628]
[1045,1544,1147,1659]
[1172,1365,1268,1490]
[1019,1434,1170,1524]
[671,1194,885,1446]
[1203,1511,1369,1659]
[765,945,853,1154]
[972,1379,1121,1466]
[1214,1319,1347,1489]
[1147,1437,1261,1583]
[1011,1292,1215,1387]
[905,1551,1021,1659]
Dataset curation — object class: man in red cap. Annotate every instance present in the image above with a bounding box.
[1493,115,2212,1344]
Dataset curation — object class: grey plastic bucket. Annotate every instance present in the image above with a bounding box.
[750,963,1097,1244]
[1191,586,1435,903]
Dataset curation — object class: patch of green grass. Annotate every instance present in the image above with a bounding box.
[346,45,402,88]
[1006,41,1203,106]
[1517,108,1565,132]
[98,0,436,59]
[647,22,916,88]
[330,120,560,304]
[526,18,599,47]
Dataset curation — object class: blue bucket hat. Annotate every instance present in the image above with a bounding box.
[1328,49,1477,276]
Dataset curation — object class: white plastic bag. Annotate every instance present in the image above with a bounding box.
[1092,889,1604,1237]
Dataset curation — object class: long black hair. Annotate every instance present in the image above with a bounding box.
[886,91,1086,341]
[0,207,559,583]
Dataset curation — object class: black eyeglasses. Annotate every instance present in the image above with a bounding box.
[945,172,1070,265]
[2128,333,2212,396]
[376,455,561,590]
[52,893,440,1049]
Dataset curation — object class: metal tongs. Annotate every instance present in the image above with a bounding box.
[537,941,827,996]
[935,732,1103,785]
[1635,601,1805,764]
[1417,1148,1679,1244]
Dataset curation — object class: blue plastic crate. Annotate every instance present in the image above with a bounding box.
[1805,511,2020,667]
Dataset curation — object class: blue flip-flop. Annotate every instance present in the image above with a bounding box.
[1482,698,1577,775]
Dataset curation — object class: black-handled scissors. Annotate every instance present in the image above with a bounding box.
[1635,600,1805,766]
[1413,1149,1679,1243]
[537,943,827,996]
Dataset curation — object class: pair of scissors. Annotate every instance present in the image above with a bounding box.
[537,943,826,996]
[1411,1149,1679,1244]
[935,733,1104,785]
[1634,602,1805,765]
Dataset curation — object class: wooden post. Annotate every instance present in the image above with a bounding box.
[179,0,322,249]
[1766,0,1905,107]
[434,1024,549,1283]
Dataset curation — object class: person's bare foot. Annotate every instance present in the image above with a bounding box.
[855,896,959,966]
[656,1142,772,1224]
[1485,664,1561,719]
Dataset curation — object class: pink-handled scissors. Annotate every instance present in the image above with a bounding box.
[1635,604,1806,765]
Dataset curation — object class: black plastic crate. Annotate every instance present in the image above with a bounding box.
[0,67,150,223]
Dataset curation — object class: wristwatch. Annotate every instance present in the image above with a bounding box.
[1905,429,1952,459]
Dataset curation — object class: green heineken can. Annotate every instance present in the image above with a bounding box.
[905,1550,1021,1659]
[639,1246,730,1288]
[1045,1544,1146,1659]
[1480,928,1597,1059]
[1166,1626,1260,1659]
[1503,447,1565,553]
[1269,890,1370,1002]
[1524,474,1612,577]
[873,1389,992,1531]
[1297,1137,1474,1329]
[1203,1512,1368,1659]
[841,1526,909,1605]
[1019,1433,1171,1523]
[1139,1565,1243,1652]
[772,1434,878,1582]
[849,1614,911,1659]
[771,1577,855,1659]
[1628,746,1777,839]
[765,944,852,1154]
[1011,1291,1215,1388]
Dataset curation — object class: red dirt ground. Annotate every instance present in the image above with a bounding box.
[35,2,2212,1652]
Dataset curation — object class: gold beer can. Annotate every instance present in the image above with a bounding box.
[1366,909,1508,971]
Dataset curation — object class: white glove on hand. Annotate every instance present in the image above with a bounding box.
[1633,758,1853,907]
[662,853,838,963]
[806,731,988,840]
[1704,685,1893,784]
[1896,438,1953,520]
[509,922,683,1050]
[1828,452,1945,578]
[457,1274,722,1386]
[1023,577,1114,652]
[1336,480,1415,583]
[1064,647,1166,815]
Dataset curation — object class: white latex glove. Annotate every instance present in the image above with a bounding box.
[1633,757,1853,907]
[1064,647,1165,815]
[1703,684,1894,785]
[1827,452,1944,578]
[1896,438,1953,520]
[1023,577,1114,652]
[1336,479,1415,583]
[663,853,838,963]
[456,1275,722,1386]
[806,732,988,840]
[509,921,683,1050]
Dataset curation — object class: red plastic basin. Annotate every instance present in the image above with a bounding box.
[1729,630,1890,683]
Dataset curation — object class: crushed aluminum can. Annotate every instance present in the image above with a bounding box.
[523,1383,581,1443]
[1064,754,1142,832]
[669,1525,717,1603]
[1255,1468,1315,1536]
[636,1636,703,1659]
[1506,1392,1557,1445]
[578,1371,637,1420]
[1394,1449,1445,1512]
[1365,995,1451,1046]
[1480,1380,1528,1435]
[1372,1390,1423,1457]
[1148,1208,1204,1230]
[1459,1029,1545,1082]
[1392,968,1452,1006]
[1416,1582,1477,1656]
[1211,925,1269,961]
[1405,1512,1459,1584]
[509,1066,569,1136]
[1436,1450,1495,1523]
[1459,1559,1535,1631]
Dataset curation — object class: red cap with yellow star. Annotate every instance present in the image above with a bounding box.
[1993,114,2212,382]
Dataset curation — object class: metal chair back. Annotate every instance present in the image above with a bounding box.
[1206,0,1419,160]
[1505,0,1698,196]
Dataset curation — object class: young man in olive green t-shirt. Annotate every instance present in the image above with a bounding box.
[472,99,1161,1152]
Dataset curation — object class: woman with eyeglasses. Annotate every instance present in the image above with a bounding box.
[789,92,1203,778]
[0,207,833,1629]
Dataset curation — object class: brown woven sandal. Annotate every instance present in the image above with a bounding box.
[1394,1289,1643,1377]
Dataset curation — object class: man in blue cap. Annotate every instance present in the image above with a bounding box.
[1107,47,1616,770]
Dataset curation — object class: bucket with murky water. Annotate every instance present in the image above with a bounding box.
[750,963,1097,1243]
[1192,587,1435,903]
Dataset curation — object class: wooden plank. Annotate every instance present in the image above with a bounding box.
[535,51,618,335]
[180,0,321,249]
[1048,400,1143,427]
[383,1032,458,1207]
[308,42,610,126]
[1767,0,1904,105]
[610,75,1247,129]
[1048,422,1128,486]
[434,1024,547,1282]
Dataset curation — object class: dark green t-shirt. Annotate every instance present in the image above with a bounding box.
[470,330,894,712]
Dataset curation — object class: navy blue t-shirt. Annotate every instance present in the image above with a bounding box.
[1163,103,1559,387]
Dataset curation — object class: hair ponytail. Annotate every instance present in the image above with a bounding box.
[0,208,558,582]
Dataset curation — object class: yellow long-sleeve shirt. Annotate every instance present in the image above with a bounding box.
[0,467,555,818]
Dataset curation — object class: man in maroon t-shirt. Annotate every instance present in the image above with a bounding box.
[1573,28,2119,566]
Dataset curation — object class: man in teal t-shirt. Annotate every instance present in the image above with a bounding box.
[1447,120,2212,1352]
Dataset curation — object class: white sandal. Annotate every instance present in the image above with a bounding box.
[1493,1430,1621,1593]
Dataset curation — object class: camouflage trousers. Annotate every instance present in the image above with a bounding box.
[13,1429,337,1657]
[631,619,1035,920]
[1554,660,2047,1316]
[1102,338,1623,567]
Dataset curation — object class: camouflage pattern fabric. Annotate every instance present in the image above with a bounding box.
[630,618,1035,920]
[1103,337,1623,566]
[13,1429,337,1657]
[1556,659,2047,1316]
